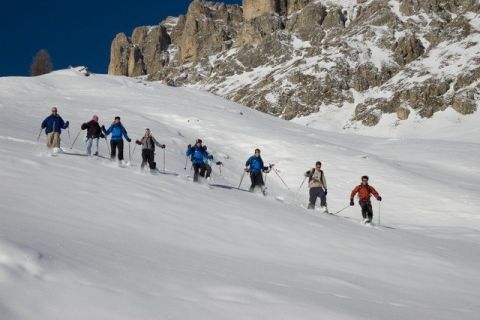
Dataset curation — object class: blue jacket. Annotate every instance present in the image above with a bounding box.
[187,146,206,165]
[41,114,69,134]
[103,123,130,141]
[246,156,264,173]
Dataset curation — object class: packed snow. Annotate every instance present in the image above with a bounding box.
[0,69,479,320]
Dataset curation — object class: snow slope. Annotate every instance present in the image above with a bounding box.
[0,69,479,319]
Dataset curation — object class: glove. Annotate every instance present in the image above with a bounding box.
[160,144,166,149]
[216,161,223,166]
[127,138,131,143]
[378,196,382,201]
[100,133,105,139]
[244,167,250,172]
[350,199,354,206]
[135,140,141,145]
[208,155,214,160]
[101,125,106,130]
[188,144,191,149]
[324,189,328,196]
[65,121,70,127]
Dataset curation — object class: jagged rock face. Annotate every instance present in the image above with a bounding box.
[243,0,277,20]
[108,33,131,76]
[108,26,170,77]
[176,1,243,64]
[393,34,425,66]
[108,0,480,125]
[242,0,311,19]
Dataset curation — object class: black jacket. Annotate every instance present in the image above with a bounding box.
[81,120,102,139]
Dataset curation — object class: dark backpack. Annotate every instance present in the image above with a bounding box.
[148,137,155,152]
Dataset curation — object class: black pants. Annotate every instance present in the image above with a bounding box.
[308,187,327,209]
[249,171,264,191]
[141,149,156,170]
[110,140,124,161]
[193,163,207,182]
[204,164,212,178]
[359,200,373,220]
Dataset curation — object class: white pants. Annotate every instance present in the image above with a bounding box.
[86,138,99,155]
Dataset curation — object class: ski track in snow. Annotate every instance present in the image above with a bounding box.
[0,69,479,320]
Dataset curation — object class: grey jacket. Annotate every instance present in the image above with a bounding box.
[138,136,163,150]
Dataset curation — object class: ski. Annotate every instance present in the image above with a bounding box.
[60,152,89,157]
[208,184,250,193]
[150,169,179,176]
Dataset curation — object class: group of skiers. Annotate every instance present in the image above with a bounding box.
[40,107,382,224]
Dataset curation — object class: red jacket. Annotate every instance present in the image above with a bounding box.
[351,184,380,202]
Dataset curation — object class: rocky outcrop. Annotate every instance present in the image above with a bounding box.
[393,34,425,65]
[176,1,242,64]
[243,0,311,20]
[108,0,480,125]
[243,0,277,20]
[108,33,131,76]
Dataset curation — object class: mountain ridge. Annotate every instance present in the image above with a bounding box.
[108,0,479,128]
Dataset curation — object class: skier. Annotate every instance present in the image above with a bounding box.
[304,161,328,212]
[186,139,207,182]
[245,148,271,194]
[101,116,131,162]
[350,176,382,224]
[40,106,69,151]
[135,128,165,171]
[81,115,104,156]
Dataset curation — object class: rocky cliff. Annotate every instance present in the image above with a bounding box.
[108,0,480,126]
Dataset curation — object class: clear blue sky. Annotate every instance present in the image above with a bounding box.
[0,0,242,77]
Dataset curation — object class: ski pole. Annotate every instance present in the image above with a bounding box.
[332,205,350,215]
[163,148,166,173]
[128,142,132,162]
[132,144,137,158]
[238,171,246,189]
[378,201,381,226]
[184,156,188,170]
[273,168,290,190]
[104,137,111,155]
[67,128,72,145]
[37,128,43,142]
[296,177,307,196]
[70,130,81,149]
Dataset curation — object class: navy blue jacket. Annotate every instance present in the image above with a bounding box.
[103,123,130,142]
[187,146,206,165]
[246,156,265,173]
[41,114,69,134]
